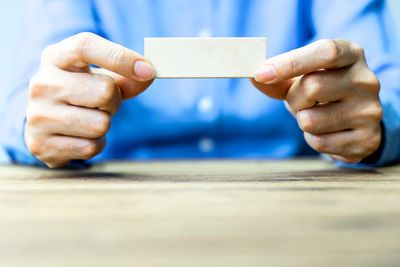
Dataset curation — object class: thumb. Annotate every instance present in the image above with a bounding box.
[92,67,154,100]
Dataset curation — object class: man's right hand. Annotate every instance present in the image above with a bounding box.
[25,32,154,168]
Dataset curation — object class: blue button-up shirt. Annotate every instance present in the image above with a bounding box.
[2,0,400,167]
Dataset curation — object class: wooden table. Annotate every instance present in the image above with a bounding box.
[1,159,400,267]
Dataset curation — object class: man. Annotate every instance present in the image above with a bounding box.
[1,0,400,168]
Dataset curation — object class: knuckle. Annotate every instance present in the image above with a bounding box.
[81,140,99,159]
[28,74,44,98]
[365,71,381,93]
[96,76,118,106]
[363,101,383,122]
[297,110,317,133]
[375,106,384,122]
[351,42,365,57]
[363,128,381,155]
[61,32,94,65]
[29,73,40,88]
[92,113,111,137]
[372,104,383,122]
[350,69,380,94]
[302,75,323,100]
[312,138,326,152]
[307,134,327,152]
[26,111,46,127]
[71,32,93,55]
[39,150,66,168]
[41,44,57,62]
[41,153,68,168]
[319,39,340,64]
[348,128,381,160]
[28,73,57,98]
[370,73,381,92]
[26,136,43,157]
[26,134,70,168]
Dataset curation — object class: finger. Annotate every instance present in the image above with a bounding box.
[296,101,363,135]
[28,105,111,139]
[43,32,154,81]
[35,135,106,168]
[304,127,381,162]
[92,67,154,100]
[286,68,354,112]
[255,39,363,84]
[35,69,122,115]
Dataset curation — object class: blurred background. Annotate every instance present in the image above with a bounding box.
[0,0,399,162]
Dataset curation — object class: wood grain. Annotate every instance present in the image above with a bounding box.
[144,37,266,78]
[0,159,399,267]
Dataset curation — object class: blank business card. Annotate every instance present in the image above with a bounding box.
[144,37,266,78]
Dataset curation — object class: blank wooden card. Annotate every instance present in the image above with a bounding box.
[144,37,266,78]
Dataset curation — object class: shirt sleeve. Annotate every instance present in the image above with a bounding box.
[0,0,100,166]
[310,0,400,167]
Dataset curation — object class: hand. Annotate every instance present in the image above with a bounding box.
[251,39,382,164]
[25,32,154,168]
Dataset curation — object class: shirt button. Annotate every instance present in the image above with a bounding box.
[198,137,214,153]
[197,27,212,37]
[197,96,213,113]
